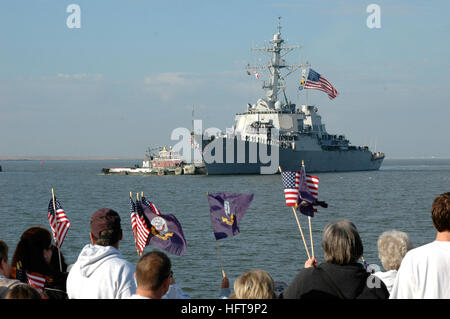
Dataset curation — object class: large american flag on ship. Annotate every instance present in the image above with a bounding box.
[304,69,338,100]
[47,197,71,249]
[130,196,150,255]
[281,171,300,206]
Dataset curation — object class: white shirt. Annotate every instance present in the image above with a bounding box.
[127,294,150,299]
[163,284,191,299]
[390,241,450,299]
[373,270,397,294]
[67,244,136,299]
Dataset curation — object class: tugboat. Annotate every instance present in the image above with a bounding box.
[143,146,186,175]
[198,18,385,174]
[102,146,201,175]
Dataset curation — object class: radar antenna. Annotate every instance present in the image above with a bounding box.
[246,17,310,108]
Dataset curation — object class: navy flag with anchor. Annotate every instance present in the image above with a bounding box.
[138,197,187,256]
[207,192,254,240]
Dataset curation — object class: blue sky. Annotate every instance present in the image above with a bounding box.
[0,0,449,158]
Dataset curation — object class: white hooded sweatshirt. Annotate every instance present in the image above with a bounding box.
[67,244,136,299]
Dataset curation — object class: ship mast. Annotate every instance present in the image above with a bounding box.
[247,17,310,109]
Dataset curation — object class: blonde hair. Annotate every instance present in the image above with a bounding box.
[377,230,413,271]
[233,269,275,299]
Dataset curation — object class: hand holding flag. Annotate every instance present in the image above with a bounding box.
[279,166,311,259]
[296,161,328,258]
[207,192,253,276]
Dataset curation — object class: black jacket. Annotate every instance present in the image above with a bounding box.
[282,262,389,299]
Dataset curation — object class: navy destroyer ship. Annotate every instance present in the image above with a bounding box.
[198,19,384,174]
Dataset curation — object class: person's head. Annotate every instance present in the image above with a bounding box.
[322,219,363,265]
[5,284,42,299]
[431,192,450,233]
[0,240,11,277]
[377,230,413,271]
[90,208,122,247]
[11,227,53,276]
[135,251,172,299]
[233,269,275,299]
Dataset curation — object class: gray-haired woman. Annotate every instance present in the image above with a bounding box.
[374,230,413,293]
[282,219,389,299]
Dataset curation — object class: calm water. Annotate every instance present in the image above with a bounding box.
[0,158,449,298]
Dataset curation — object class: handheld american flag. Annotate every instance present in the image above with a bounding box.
[281,171,300,206]
[15,262,28,283]
[26,272,46,292]
[130,196,150,255]
[47,196,71,249]
[304,68,339,100]
[16,262,46,292]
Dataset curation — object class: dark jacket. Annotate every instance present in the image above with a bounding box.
[282,262,389,299]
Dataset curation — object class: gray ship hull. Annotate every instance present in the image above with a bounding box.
[201,137,384,175]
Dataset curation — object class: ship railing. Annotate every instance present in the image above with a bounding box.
[206,132,301,150]
[223,133,287,148]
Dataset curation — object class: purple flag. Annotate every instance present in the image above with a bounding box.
[207,192,254,240]
[296,166,328,217]
[138,198,187,256]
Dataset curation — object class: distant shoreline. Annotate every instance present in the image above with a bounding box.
[1,156,449,161]
[0,156,143,161]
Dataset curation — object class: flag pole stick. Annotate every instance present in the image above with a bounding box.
[279,167,311,259]
[51,188,63,272]
[308,216,314,258]
[215,240,225,275]
[302,160,315,258]
[291,206,311,260]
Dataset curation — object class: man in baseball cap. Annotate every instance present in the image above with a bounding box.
[67,208,136,299]
[89,208,122,247]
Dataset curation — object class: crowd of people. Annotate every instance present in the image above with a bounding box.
[0,192,449,299]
